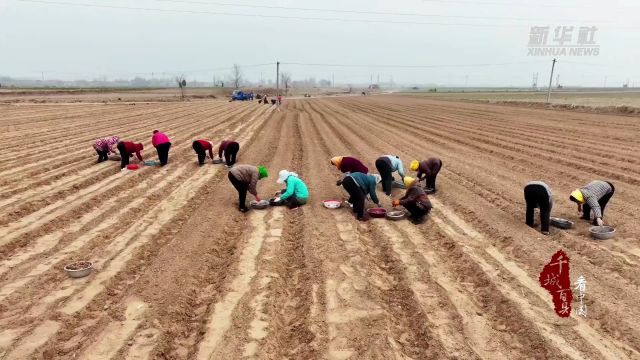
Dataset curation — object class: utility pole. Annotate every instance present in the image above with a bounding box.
[332,73,334,88]
[276,61,280,108]
[546,58,557,103]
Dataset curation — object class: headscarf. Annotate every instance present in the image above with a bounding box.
[330,156,343,169]
[403,176,416,189]
[258,166,269,179]
[277,170,299,184]
[410,160,420,172]
[570,189,585,204]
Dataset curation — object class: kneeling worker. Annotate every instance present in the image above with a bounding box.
[273,170,309,209]
[524,181,552,235]
[338,172,381,221]
[393,177,432,224]
[192,140,214,165]
[570,180,615,226]
[228,165,268,212]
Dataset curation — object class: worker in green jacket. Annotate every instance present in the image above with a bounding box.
[272,170,309,209]
[337,172,381,221]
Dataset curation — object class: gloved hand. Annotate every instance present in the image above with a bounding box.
[274,197,281,202]
[255,196,261,202]
[596,218,604,226]
[392,200,400,207]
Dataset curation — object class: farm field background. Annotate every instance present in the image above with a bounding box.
[0,95,639,359]
[406,90,640,109]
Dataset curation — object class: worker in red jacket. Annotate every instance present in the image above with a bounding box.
[116,141,144,169]
[192,140,214,165]
[330,156,369,174]
[218,140,240,167]
[151,130,171,166]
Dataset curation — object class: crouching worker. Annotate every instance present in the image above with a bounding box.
[228,165,268,212]
[219,140,240,167]
[151,130,171,166]
[375,155,406,196]
[524,181,552,235]
[192,140,213,165]
[393,177,432,224]
[570,180,615,226]
[337,172,381,221]
[116,141,143,169]
[93,136,119,163]
[411,157,442,193]
[272,170,309,209]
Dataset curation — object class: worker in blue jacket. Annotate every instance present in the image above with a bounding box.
[375,155,406,196]
[337,172,381,221]
[272,170,309,209]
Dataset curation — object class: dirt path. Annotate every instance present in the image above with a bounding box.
[0,96,638,359]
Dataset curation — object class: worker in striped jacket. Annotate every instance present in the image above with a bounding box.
[569,180,615,226]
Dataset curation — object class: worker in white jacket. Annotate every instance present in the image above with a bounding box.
[375,155,406,196]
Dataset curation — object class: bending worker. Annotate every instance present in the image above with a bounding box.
[375,155,406,196]
[228,164,268,212]
[337,172,381,221]
[93,135,119,163]
[569,180,615,226]
[192,140,214,166]
[524,181,552,235]
[331,156,369,175]
[219,139,240,167]
[411,157,443,193]
[393,177,432,225]
[151,130,171,166]
[116,140,144,169]
[273,170,309,209]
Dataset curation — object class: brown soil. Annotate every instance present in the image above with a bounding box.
[0,96,638,359]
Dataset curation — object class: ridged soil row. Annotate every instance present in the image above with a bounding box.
[321,98,638,358]
[300,100,453,359]
[0,106,267,290]
[0,102,230,189]
[306,98,601,358]
[0,104,261,261]
[0,104,273,360]
[0,101,245,211]
[331,98,640,262]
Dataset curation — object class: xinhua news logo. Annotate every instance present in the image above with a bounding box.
[528,26,600,56]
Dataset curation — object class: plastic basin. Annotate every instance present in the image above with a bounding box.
[367,208,387,218]
[589,226,616,240]
[323,200,342,209]
[250,200,270,210]
[550,217,574,229]
[64,261,93,278]
[212,159,224,164]
[386,210,406,221]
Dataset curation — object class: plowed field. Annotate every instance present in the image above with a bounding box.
[0,96,639,360]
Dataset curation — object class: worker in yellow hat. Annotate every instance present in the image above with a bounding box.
[569,180,615,226]
[410,157,443,194]
[392,176,432,224]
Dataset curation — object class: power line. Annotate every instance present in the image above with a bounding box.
[280,61,547,69]
[153,0,616,23]
[14,0,539,28]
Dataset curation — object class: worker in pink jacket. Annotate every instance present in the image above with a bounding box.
[151,130,171,166]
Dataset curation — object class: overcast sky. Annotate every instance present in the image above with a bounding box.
[1,0,638,86]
